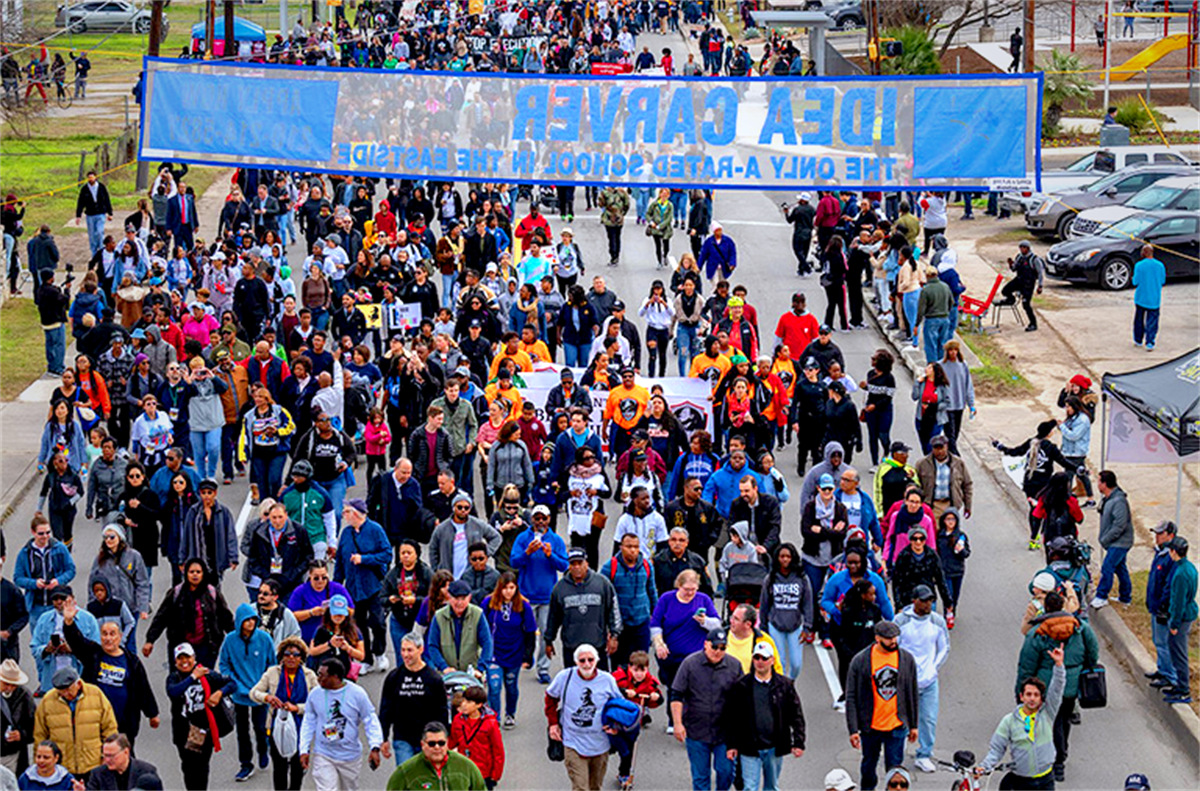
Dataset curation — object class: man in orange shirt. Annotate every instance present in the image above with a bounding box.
[518,324,552,365]
[603,366,650,460]
[488,332,533,381]
[774,292,821,363]
[844,621,918,791]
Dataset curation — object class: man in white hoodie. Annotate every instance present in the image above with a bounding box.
[894,584,950,774]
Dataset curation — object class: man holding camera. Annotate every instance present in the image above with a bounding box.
[36,268,71,376]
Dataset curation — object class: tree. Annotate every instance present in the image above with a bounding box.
[1041,49,1091,131]
[878,0,1075,59]
[881,26,942,75]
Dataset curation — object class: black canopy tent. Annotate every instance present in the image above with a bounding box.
[1101,348,1200,524]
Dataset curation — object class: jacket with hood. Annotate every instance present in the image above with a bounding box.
[981,664,1064,778]
[218,602,277,706]
[245,517,314,595]
[510,527,569,606]
[893,605,950,689]
[798,442,846,506]
[84,580,135,644]
[86,454,128,519]
[333,518,392,603]
[87,544,150,616]
[1097,486,1132,549]
[934,510,971,577]
[279,479,337,551]
[891,545,951,609]
[822,569,895,625]
[176,500,239,573]
[62,618,158,739]
[429,516,501,574]
[31,681,116,776]
[1015,611,1099,699]
[13,538,76,610]
[603,552,658,629]
[719,522,761,580]
[18,764,74,790]
[759,566,813,633]
[702,462,766,518]
[449,710,506,781]
[545,570,622,651]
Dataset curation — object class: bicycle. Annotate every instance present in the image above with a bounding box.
[54,78,73,109]
[934,750,1015,791]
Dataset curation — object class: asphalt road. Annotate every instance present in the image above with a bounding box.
[2,30,1198,791]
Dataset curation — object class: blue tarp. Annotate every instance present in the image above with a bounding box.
[191,17,266,42]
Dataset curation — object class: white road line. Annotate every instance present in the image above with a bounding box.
[717,219,790,228]
[234,491,254,538]
[814,641,844,707]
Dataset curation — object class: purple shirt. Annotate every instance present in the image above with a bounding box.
[287,581,355,641]
[650,591,717,656]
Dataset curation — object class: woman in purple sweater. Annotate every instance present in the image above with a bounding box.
[650,569,721,708]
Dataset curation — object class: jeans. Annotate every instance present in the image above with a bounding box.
[916,678,939,759]
[1095,546,1132,603]
[864,404,893,466]
[670,192,689,225]
[234,703,269,770]
[441,273,457,308]
[392,739,418,767]
[221,423,241,480]
[321,476,347,528]
[1151,619,1177,683]
[922,316,952,364]
[873,277,890,313]
[86,214,106,256]
[676,324,700,376]
[1167,619,1193,691]
[859,726,907,791]
[902,291,920,344]
[43,325,66,374]
[739,750,781,791]
[944,573,963,610]
[685,738,734,791]
[190,428,222,479]
[646,326,669,377]
[251,453,287,500]
[487,663,521,717]
[452,450,476,504]
[768,624,803,680]
[802,561,829,639]
[563,342,592,368]
[389,615,409,660]
[278,209,294,249]
[1133,305,1159,346]
[533,603,552,675]
[635,188,652,221]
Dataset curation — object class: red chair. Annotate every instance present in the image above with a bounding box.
[959,273,1004,333]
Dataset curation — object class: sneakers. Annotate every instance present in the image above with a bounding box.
[1028,539,1042,551]
[374,655,389,673]
[946,611,955,630]
[1089,597,1109,609]
[1082,499,1096,509]
[538,671,552,684]
[1165,692,1193,704]
[1149,678,1174,689]
[1147,343,1155,351]
[1025,324,1039,332]
[1133,340,1143,348]
[914,757,937,773]
[617,775,632,790]
[821,638,833,649]
[665,724,674,735]
[802,633,815,645]
[259,752,270,770]
[235,766,255,782]
[503,715,516,730]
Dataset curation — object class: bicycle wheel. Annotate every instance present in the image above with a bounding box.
[57,91,73,110]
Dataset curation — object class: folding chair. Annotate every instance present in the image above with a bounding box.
[959,273,1003,334]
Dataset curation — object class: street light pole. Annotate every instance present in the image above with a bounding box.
[1023,0,1035,72]
[135,0,164,192]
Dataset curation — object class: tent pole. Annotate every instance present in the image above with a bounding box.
[1176,457,1183,527]
[1100,393,1107,469]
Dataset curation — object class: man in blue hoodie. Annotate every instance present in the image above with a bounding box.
[1145,520,1178,691]
[219,602,275,782]
[701,448,763,519]
[13,516,76,629]
[333,499,392,676]
[510,505,569,683]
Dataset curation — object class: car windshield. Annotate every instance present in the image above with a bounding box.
[1126,185,1184,210]
[1099,215,1157,240]
[1083,170,1127,193]
[1064,153,1096,172]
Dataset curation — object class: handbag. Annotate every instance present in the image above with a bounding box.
[644,224,654,237]
[590,511,608,531]
[546,669,574,762]
[1077,664,1107,709]
[272,709,299,759]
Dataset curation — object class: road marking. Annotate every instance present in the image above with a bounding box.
[814,641,844,706]
[234,491,254,538]
[717,219,790,228]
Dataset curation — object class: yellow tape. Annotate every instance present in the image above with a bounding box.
[12,160,137,203]
[1035,193,1200,264]
[0,41,145,59]
[1138,93,1171,148]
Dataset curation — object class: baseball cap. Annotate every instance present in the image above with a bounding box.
[454,365,472,379]
[447,580,472,597]
[889,441,912,454]
[130,328,147,340]
[291,459,314,478]
[620,365,636,375]
[751,641,775,659]
[874,621,900,639]
[819,473,835,490]
[198,478,219,492]
[706,627,728,646]
[532,504,551,517]
[612,300,626,312]
[803,358,821,371]
[214,349,230,361]
[49,585,72,601]
[329,594,350,616]
[1150,520,1177,534]
[819,323,833,334]
[726,296,745,308]
[52,667,80,689]
[1169,536,1189,554]
[1124,773,1151,790]
[912,584,936,601]
[173,642,196,659]
[930,434,949,447]
[798,192,811,203]
[567,547,587,563]
[560,367,575,380]
[824,768,855,791]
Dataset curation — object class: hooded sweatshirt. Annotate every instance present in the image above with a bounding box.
[218,602,276,706]
[799,441,845,506]
[759,567,813,633]
[719,522,758,580]
[84,579,136,643]
[545,570,622,651]
[893,604,950,689]
[18,765,75,791]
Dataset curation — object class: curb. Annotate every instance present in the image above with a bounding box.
[861,287,1200,754]
[0,458,43,527]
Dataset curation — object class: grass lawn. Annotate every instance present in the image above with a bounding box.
[2,135,142,223]
[960,330,1035,399]
[0,300,48,400]
[1112,569,1198,713]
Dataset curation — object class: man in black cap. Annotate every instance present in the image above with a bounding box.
[545,548,621,671]
[790,357,828,476]
[844,621,918,791]
[874,442,918,515]
[799,325,845,378]
[608,299,642,370]
[546,367,589,417]
[1145,520,1179,691]
[177,478,238,582]
[670,626,742,789]
[426,579,491,676]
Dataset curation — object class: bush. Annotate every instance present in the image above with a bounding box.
[743,27,762,40]
[1113,97,1168,135]
[880,25,941,75]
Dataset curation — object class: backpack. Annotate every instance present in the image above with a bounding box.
[608,556,652,586]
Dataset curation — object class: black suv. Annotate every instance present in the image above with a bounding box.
[1045,210,1200,290]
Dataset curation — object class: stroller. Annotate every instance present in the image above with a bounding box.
[443,669,486,703]
[723,561,769,620]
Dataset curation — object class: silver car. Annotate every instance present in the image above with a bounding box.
[55,1,168,34]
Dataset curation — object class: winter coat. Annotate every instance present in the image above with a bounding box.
[982,665,1064,778]
[1016,612,1099,699]
[935,521,971,578]
[890,546,951,609]
[176,501,239,574]
[407,427,453,480]
[914,453,974,514]
[729,493,782,558]
[485,439,534,495]
[387,750,487,791]
[651,548,713,601]
[62,619,158,739]
[245,517,314,595]
[800,498,850,560]
[510,528,569,606]
[721,670,806,756]
[145,579,234,658]
[32,682,117,775]
[1097,487,1132,549]
[798,441,846,507]
[82,758,159,790]
[333,519,392,602]
[12,539,76,611]
[87,546,150,615]
[428,517,501,574]
[86,455,127,519]
[218,603,277,706]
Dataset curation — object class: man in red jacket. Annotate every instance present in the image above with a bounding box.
[814,191,843,253]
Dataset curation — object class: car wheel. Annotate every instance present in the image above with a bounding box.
[1100,257,1133,291]
[1055,214,1075,240]
[839,15,862,30]
[135,17,151,33]
[69,19,87,32]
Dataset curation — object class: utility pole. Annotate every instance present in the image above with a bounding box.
[1023,0,1035,72]
[205,0,215,59]
[135,0,164,192]
[280,0,288,39]
[224,0,235,60]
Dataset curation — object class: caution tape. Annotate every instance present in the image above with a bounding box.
[1033,192,1200,265]
[10,159,137,204]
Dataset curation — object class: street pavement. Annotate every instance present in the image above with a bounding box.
[2,29,1198,791]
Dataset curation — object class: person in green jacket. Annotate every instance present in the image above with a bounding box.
[979,647,1065,789]
[1163,537,1197,704]
[1014,591,1098,784]
[646,189,674,269]
[387,721,486,791]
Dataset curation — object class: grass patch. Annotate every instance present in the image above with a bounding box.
[1,135,141,222]
[978,229,1033,248]
[961,330,1035,399]
[1112,570,1198,714]
[0,300,48,400]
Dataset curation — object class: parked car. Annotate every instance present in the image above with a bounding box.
[1024,163,1194,240]
[1070,175,1200,238]
[999,145,1192,216]
[1045,210,1199,290]
[825,1,864,29]
[55,1,168,34]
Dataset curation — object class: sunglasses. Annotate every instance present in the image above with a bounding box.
[910,536,926,542]
[576,656,596,664]
[424,740,447,747]
[888,783,909,790]
[35,530,52,537]
[282,651,303,657]
[752,655,772,662]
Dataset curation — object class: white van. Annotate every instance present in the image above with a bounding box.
[1069,175,1200,238]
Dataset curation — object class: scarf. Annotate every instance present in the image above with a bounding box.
[275,665,309,729]
[569,460,603,479]
[516,293,539,326]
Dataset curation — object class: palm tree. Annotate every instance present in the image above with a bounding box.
[1041,50,1091,132]
[881,26,942,75]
